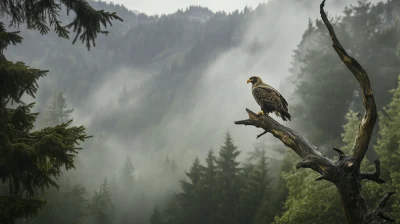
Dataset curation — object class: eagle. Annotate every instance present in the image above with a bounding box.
[247,76,291,121]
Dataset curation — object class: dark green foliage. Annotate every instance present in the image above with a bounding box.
[150,205,164,224]
[0,197,46,223]
[162,198,183,224]
[199,149,218,224]
[0,0,120,222]
[5,0,400,223]
[152,133,275,224]
[0,0,122,49]
[0,112,89,222]
[291,0,400,148]
[363,74,400,220]
[178,157,204,224]
[240,150,271,224]
[0,61,47,105]
[26,183,88,224]
[214,132,242,224]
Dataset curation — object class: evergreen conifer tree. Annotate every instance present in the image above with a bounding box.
[119,156,135,190]
[115,156,136,224]
[39,92,74,128]
[0,0,121,222]
[214,132,242,224]
[368,74,400,220]
[199,149,218,224]
[241,150,271,224]
[178,157,203,224]
[150,205,165,224]
[87,179,114,224]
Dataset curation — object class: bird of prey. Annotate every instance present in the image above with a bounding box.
[247,76,291,121]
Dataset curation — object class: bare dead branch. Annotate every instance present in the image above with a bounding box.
[377,192,395,209]
[315,175,328,181]
[234,109,334,177]
[256,130,268,139]
[333,147,345,161]
[360,157,385,184]
[365,192,396,222]
[377,211,395,222]
[320,0,377,166]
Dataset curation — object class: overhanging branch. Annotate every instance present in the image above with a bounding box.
[320,0,377,166]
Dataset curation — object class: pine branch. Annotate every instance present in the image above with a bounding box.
[0,22,23,53]
[60,0,123,50]
[1,118,91,197]
[0,0,123,50]
[0,196,46,222]
[0,61,48,105]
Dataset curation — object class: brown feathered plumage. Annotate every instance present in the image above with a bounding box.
[247,76,291,121]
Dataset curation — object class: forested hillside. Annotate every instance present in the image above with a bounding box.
[6,0,400,223]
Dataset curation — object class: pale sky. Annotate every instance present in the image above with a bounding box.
[107,0,269,15]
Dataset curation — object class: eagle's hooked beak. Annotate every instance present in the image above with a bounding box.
[246,79,251,84]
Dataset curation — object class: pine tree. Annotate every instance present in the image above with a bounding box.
[256,150,296,223]
[178,157,203,224]
[214,132,242,224]
[163,156,178,173]
[87,179,115,224]
[199,149,218,224]
[115,156,136,224]
[58,184,88,224]
[119,156,135,190]
[272,169,344,224]
[240,150,272,224]
[39,92,74,128]
[0,1,121,222]
[150,205,164,224]
[367,74,400,220]
[162,199,183,224]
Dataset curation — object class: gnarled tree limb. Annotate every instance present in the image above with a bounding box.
[320,0,377,166]
[333,147,345,161]
[235,109,335,180]
[365,192,396,223]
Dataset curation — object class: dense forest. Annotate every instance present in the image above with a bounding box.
[2,0,400,223]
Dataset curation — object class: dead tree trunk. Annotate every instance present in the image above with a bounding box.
[234,1,394,223]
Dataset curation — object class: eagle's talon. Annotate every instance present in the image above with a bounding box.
[257,111,265,115]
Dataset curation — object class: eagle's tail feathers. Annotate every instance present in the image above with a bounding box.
[275,107,291,121]
[280,110,291,121]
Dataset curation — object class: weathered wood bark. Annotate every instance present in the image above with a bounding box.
[234,1,394,223]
